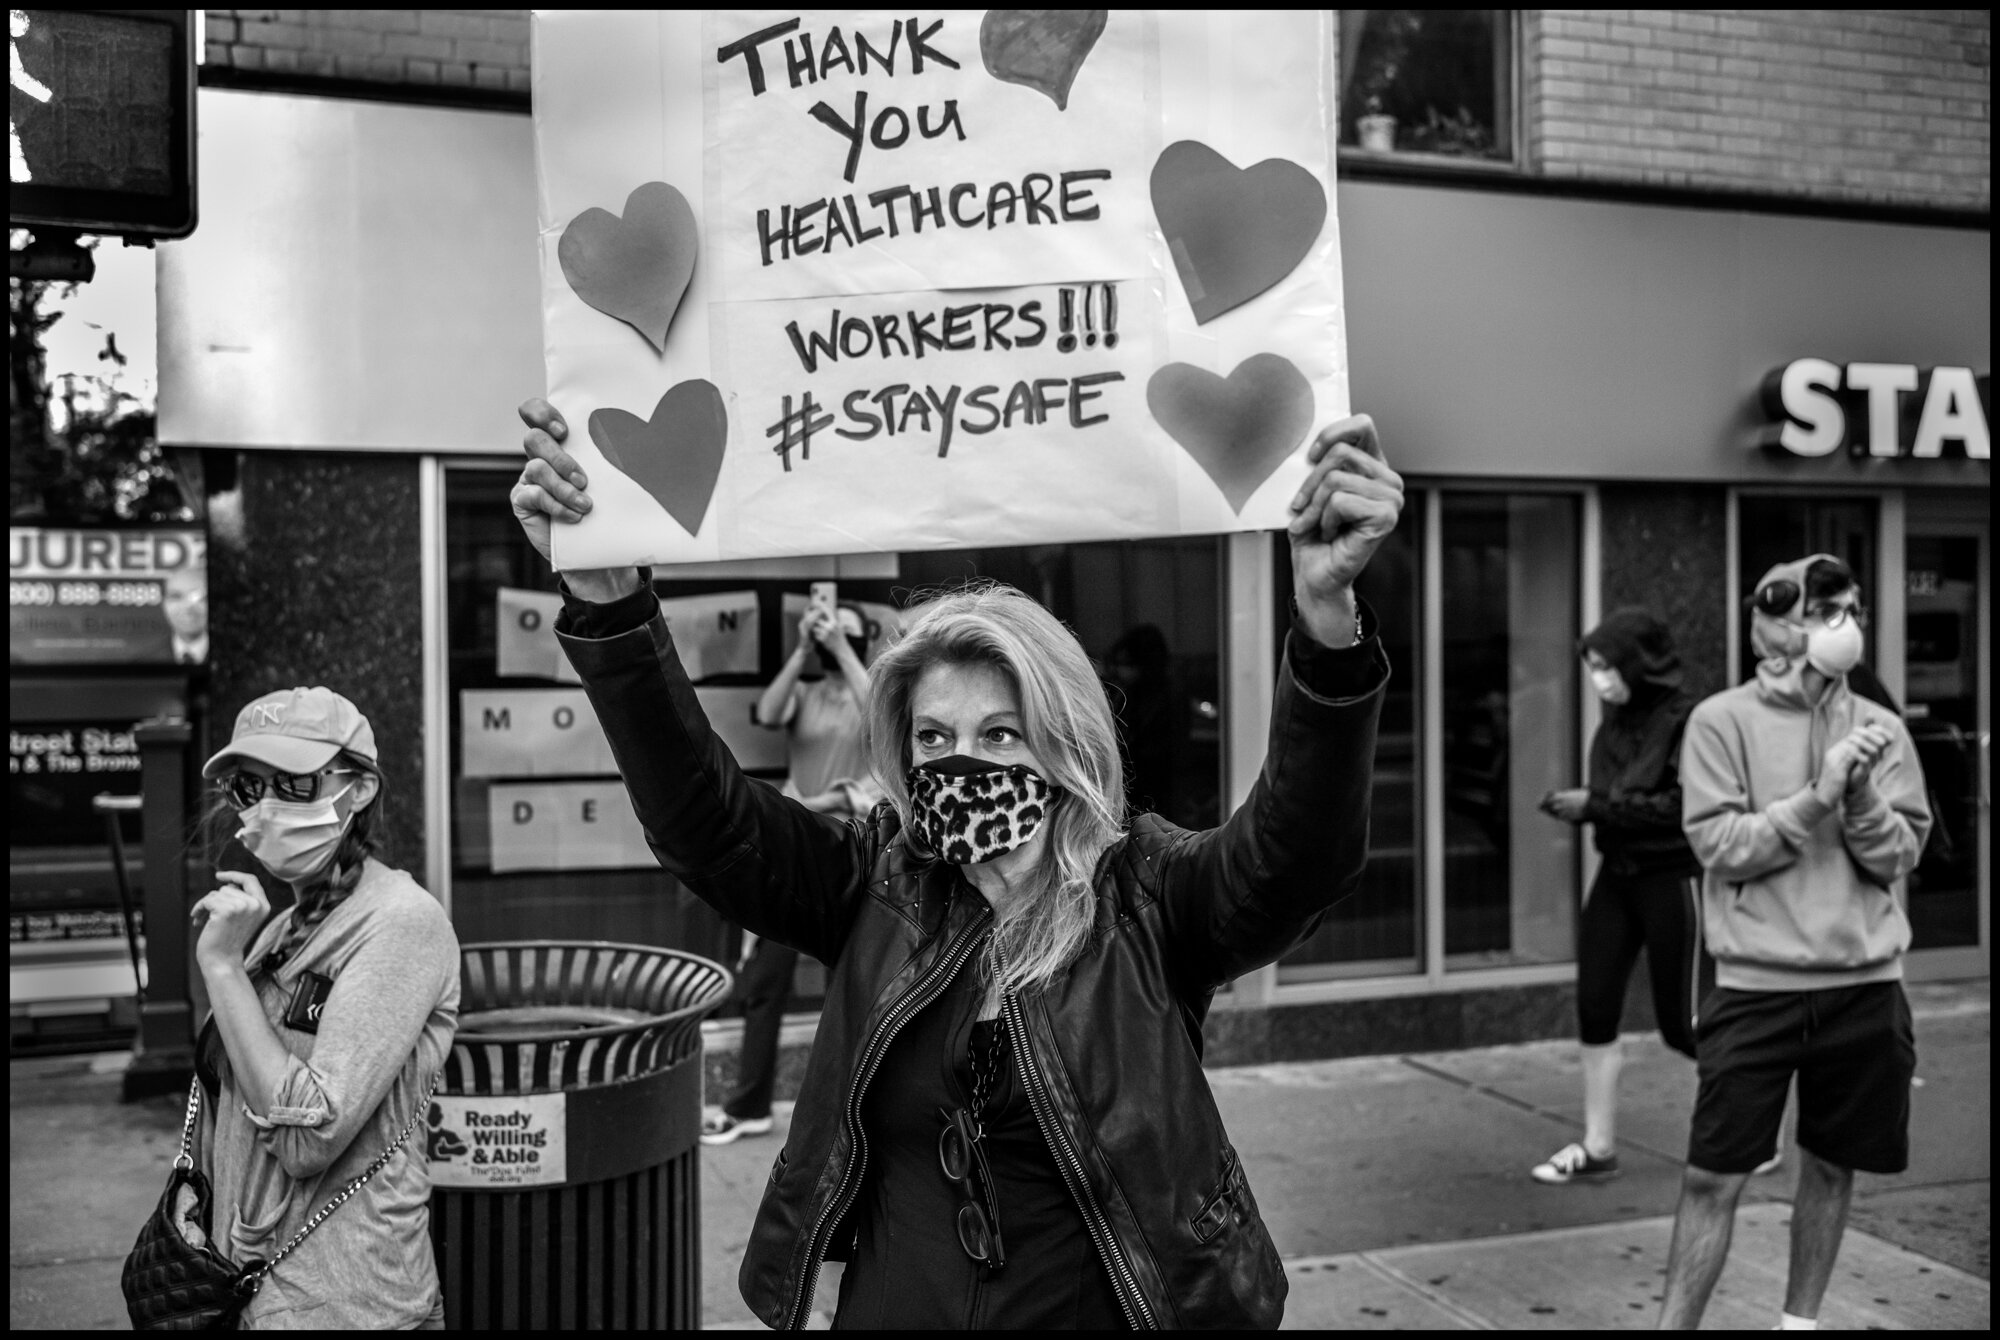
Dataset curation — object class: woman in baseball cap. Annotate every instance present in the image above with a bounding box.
[183,686,460,1328]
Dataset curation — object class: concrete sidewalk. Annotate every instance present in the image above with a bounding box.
[698,979,1989,1330]
[11,981,1988,1330]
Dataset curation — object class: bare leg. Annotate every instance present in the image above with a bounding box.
[1581,1039,1622,1158]
[1782,1147,1855,1319]
[1658,1164,1751,1329]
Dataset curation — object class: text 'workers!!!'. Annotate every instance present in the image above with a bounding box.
[719,16,1115,267]
[770,284,1127,466]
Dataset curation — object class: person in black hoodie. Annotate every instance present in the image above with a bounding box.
[1530,608,1711,1184]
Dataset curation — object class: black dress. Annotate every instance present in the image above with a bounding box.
[834,945,1127,1329]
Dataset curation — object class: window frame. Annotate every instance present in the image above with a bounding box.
[1258,479,1598,1005]
[1334,9,1526,178]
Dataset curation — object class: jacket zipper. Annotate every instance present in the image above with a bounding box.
[783,906,993,1330]
[997,953,1156,1330]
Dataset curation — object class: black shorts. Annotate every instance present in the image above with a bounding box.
[1687,981,1915,1175]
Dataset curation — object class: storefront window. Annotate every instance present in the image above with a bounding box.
[444,466,1223,1012]
[1904,532,1982,952]
[1271,513,1421,980]
[1338,10,1516,164]
[443,469,727,968]
[1442,492,1580,969]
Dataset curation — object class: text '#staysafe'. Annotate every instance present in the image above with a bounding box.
[764,283,1126,469]
[717,16,1114,268]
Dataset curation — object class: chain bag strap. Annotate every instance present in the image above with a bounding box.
[247,1069,444,1285]
[123,1071,442,1330]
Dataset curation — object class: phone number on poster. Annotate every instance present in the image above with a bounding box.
[9,580,163,607]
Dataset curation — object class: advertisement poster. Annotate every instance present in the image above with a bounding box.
[425,1091,569,1188]
[9,526,208,666]
[9,720,143,943]
[533,10,1345,567]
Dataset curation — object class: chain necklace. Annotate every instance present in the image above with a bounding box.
[969,1016,1008,1125]
[967,948,1010,1131]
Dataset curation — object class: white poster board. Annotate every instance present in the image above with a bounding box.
[533,10,1345,567]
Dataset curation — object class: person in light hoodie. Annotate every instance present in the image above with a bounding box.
[1657,554,1930,1332]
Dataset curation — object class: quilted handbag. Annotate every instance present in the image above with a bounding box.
[122,1074,438,1330]
[121,1082,265,1330]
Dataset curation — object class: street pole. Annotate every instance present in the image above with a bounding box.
[123,714,196,1100]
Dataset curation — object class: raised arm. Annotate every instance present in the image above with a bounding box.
[756,610,818,728]
[1159,615,1388,990]
[512,400,868,961]
[826,624,872,709]
[1158,415,1402,989]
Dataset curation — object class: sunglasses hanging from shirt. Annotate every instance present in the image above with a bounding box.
[938,1017,1010,1270]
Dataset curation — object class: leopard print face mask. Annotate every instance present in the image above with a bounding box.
[906,755,1057,865]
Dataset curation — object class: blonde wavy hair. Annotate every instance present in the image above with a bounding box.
[867,582,1126,996]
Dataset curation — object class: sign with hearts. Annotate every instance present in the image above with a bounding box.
[1147,356,1316,513]
[1151,141,1328,326]
[587,381,727,538]
[558,182,698,353]
[535,13,1346,566]
[980,10,1107,112]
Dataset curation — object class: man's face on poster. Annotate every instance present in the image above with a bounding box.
[163,569,207,639]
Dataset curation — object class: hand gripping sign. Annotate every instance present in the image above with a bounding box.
[534,10,1346,568]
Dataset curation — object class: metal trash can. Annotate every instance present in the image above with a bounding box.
[428,941,731,1329]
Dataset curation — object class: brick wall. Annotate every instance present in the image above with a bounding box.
[203,9,529,95]
[1526,10,1991,210]
[208,11,1990,212]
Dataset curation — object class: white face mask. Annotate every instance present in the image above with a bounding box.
[1588,666,1631,705]
[237,785,354,883]
[1805,619,1865,677]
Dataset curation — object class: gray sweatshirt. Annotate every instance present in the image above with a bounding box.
[198,859,460,1328]
[1680,662,1930,992]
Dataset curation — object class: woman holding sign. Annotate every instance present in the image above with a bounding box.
[511,398,1400,1329]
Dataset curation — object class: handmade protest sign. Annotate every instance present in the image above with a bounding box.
[534,11,1344,568]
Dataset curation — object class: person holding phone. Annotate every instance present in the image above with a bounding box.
[1531,609,1708,1186]
[509,397,1399,1328]
[702,595,882,1146]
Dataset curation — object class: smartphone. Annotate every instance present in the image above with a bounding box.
[808,580,838,624]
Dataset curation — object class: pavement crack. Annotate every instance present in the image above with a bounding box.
[1354,1251,1500,1330]
[1396,1057,1688,1168]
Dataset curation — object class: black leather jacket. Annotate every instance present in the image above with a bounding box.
[559,591,1387,1329]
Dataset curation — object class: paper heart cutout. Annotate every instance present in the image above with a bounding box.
[559,182,697,353]
[1150,141,1327,325]
[589,381,727,538]
[1148,355,1314,513]
[980,9,1106,110]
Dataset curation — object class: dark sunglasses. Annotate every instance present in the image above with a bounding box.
[1747,581,1866,630]
[220,766,350,809]
[938,1107,1006,1270]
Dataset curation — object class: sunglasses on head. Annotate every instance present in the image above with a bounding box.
[1748,581,1864,629]
[220,766,350,809]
